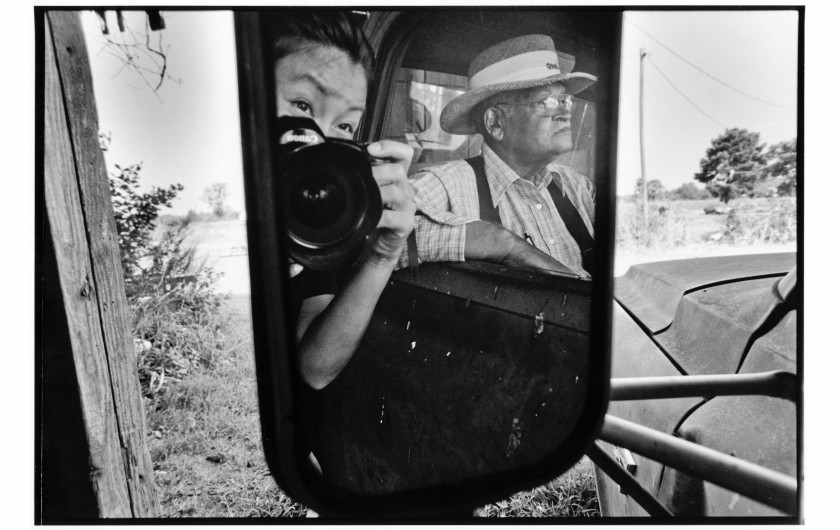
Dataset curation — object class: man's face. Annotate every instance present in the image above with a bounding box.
[499,83,573,166]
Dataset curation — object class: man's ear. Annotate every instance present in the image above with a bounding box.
[484,107,505,143]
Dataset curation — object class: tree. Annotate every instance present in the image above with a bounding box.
[694,128,767,203]
[202,183,229,218]
[670,182,711,200]
[764,138,797,197]
[89,10,179,98]
[635,178,666,201]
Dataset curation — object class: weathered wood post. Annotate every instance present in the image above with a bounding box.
[40,10,159,520]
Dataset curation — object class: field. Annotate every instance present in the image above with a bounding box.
[144,197,795,518]
[614,197,796,274]
[145,294,308,517]
[145,290,600,518]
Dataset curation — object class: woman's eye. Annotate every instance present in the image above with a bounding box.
[293,100,312,115]
[336,123,356,135]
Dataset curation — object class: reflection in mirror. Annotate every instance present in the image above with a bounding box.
[246,9,618,499]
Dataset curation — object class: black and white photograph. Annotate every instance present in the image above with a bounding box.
[31,3,817,523]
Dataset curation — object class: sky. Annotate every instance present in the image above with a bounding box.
[617,10,798,196]
[78,8,799,212]
[81,10,244,214]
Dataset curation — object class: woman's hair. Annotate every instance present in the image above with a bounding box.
[271,11,376,83]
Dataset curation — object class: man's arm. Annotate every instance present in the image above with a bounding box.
[464,221,577,276]
[407,166,581,276]
[400,167,474,266]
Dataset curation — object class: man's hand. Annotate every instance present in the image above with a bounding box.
[464,221,579,276]
[365,140,416,264]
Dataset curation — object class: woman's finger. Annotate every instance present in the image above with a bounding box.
[371,161,408,186]
[378,184,402,208]
[367,140,414,173]
[376,209,415,233]
[372,163,414,208]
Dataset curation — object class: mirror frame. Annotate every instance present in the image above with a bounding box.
[234,8,620,517]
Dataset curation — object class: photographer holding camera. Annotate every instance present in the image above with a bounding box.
[273,12,416,391]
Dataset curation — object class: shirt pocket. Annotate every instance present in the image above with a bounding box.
[525,202,556,255]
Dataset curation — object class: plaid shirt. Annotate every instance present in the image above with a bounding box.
[400,145,595,276]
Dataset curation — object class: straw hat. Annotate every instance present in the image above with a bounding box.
[440,34,597,135]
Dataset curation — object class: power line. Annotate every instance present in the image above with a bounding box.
[647,57,728,129]
[626,17,793,110]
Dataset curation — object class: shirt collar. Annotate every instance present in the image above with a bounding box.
[481,145,559,206]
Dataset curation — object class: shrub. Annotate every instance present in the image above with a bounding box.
[105,140,229,397]
[130,251,229,399]
[721,198,797,244]
[108,160,184,295]
[616,198,689,249]
[670,182,712,201]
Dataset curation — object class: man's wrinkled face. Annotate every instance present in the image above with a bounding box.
[500,83,573,166]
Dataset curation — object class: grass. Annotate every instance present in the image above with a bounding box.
[617,196,796,250]
[144,291,601,519]
[144,294,308,518]
[475,459,600,518]
[143,196,796,518]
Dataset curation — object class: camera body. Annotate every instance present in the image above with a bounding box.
[273,116,382,271]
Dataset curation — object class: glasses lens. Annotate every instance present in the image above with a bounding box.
[542,95,574,116]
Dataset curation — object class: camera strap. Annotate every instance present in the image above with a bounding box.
[407,230,420,273]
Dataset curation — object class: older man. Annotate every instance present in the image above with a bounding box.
[405,34,597,278]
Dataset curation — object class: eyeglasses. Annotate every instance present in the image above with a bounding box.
[497,94,575,117]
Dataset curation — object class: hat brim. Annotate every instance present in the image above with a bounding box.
[440,72,597,135]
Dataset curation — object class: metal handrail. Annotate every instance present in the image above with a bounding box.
[598,415,797,515]
[610,370,797,402]
[586,442,673,517]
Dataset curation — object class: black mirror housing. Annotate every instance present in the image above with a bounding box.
[235,9,620,516]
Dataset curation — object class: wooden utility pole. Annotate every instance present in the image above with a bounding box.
[639,48,649,241]
[40,11,159,520]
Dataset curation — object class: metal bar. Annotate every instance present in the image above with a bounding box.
[599,415,797,515]
[610,370,797,402]
[587,442,673,517]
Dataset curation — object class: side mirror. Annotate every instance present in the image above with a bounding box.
[235,9,620,516]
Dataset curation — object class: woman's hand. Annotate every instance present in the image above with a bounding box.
[296,141,415,389]
[366,140,416,264]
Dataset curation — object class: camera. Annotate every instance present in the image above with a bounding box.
[273,116,382,271]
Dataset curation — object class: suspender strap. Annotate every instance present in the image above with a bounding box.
[469,155,593,274]
[466,156,502,226]
[547,182,594,274]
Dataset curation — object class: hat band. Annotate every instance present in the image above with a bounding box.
[469,50,562,90]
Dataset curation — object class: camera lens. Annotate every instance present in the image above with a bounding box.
[290,173,347,230]
[275,117,382,270]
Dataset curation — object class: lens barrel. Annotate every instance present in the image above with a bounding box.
[274,117,382,271]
